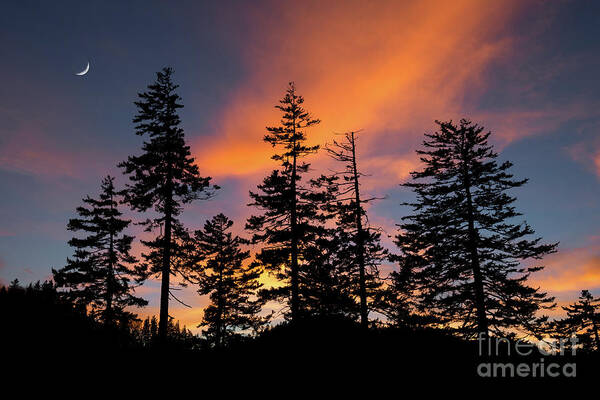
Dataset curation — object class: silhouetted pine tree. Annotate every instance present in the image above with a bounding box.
[397,119,557,337]
[167,319,197,349]
[150,315,158,340]
[53,176,147,326]
[0,280,127,354]
[136,315,197,349]
[246,82,322,322]
[373,259,415,327]
[193,214,266,347]
[373,253,437,328]
[554,290,600,351]
[296,216,357,319]
[141,316,152,345]
[119,67,218,343]
[320,131,387,327]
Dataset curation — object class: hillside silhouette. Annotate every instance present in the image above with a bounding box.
[2,280,598,384]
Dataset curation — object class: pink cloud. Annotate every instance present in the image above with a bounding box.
[0,123,108,179]
[0,229,15,237]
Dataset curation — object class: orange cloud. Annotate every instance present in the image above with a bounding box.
[193,0,525,180]
[532,238,600,293]
[132,1,600,332]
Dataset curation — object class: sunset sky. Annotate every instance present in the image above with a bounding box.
[1,0,600,332]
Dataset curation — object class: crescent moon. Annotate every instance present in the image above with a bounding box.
[75,62,90,76]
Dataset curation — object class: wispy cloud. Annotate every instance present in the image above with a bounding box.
[532,237,600,293]
[567,120,600,179]
[0,123,109,179]
[192,0,525,181]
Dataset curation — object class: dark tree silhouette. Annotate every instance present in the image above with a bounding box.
[373,254,423,328]
[295,211,357,319]
[319,131,386,327]
[246,82,321,322]
[192,214,266,347]
[0,280,141,355]
[119,67,218,343]
[396,119,557,338]
[554,290,600,351]
[134,315,197,349]
[140,315,155,345]
[53,176,147,326]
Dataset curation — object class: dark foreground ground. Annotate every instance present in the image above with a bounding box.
[1,284,597,387]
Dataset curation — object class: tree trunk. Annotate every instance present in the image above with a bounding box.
[350,132,368,329]
[158,188,173,344]
[463,167,488,337]
[106,191,115,327]
[216,265,223,348]
[290,114,299,322]
[592,319,600,350]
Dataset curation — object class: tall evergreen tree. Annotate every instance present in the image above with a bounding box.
[396,119,557,337]
[554,290,600,351]
[193,214,266,347]
[246,82,321,322]
[53,176,147,326]
[119,67,218,342]
[320,131,386,327]
[193,214,267,347]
